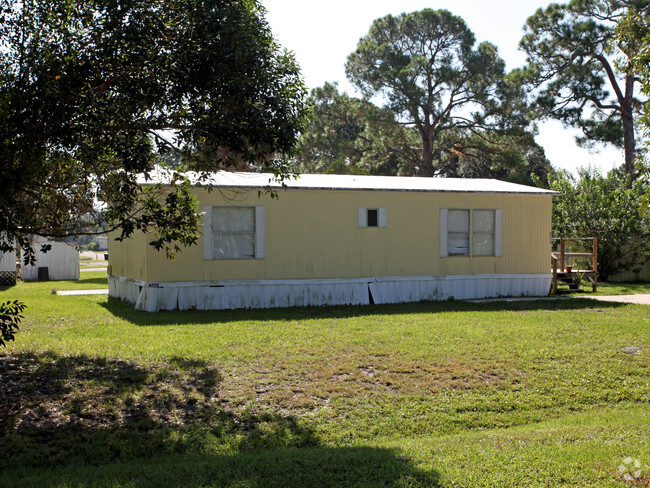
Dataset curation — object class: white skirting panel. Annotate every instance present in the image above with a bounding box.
[368,274,551,304]
[108,274,552,312]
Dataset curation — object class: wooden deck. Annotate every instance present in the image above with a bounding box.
[551,238,598,294]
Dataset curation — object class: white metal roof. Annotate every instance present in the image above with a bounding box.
[138,170,556,194]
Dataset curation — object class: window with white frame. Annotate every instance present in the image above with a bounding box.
[440,208,502,257]
[203,206,265,259]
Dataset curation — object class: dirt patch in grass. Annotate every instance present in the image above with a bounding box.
[0,346,520,455]
[220,348,519,412]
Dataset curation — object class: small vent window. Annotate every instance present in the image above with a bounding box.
[358,207,387,228]
[367,209,378,227]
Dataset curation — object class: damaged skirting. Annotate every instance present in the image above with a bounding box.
[108,274,552,312]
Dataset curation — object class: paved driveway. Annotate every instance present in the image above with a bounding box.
[469,294,650,304]
[581,294,650,305]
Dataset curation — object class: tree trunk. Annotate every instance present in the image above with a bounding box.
[420,129,435,176]
[622,73,636,184]
[622,112,636,178]
[421,146,435,176]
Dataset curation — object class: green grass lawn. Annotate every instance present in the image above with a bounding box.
[554,280,650,296]
[1,276,649,487]
[592,282,650,295]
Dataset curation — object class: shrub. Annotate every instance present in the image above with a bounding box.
[0,300,25,347]
[550,167,650,281]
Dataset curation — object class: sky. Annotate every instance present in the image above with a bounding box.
[260,0,624,175]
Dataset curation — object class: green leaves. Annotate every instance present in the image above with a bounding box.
[296,80,551,182]
[550,166,650,280]
[520,0,649,176]
[0,0,309,259]
[294,83,419,176]
[616,5,650,138]
[0,300,25,347]
[297,7,551,182]
[343,9,529,176]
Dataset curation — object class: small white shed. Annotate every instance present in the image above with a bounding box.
[22,237,80,281]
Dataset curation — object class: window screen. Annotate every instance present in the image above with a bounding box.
[448,209,470,255]
[212,207,255,258]
[473,209,496,256]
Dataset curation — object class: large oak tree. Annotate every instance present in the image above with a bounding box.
[0,0,309,262]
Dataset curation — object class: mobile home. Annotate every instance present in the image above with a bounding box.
[108,172,555,311]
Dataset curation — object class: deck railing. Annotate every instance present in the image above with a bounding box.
[551,237,598,294]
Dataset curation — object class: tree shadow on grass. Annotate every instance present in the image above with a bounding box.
[22,276,107,286]
[101,294,626,327]
[0,351,441,488]
[75,276,109,286]
[8,446,440,488]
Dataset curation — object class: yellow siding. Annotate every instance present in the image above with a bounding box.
[108,228,149,280]
[121,186,552,283]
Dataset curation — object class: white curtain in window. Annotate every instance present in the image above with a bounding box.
[212,207,255,259]
[212,207,255,232]
[213,233,255,258]
[441,208,502,258]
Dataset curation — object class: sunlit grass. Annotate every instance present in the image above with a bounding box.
[593,281,650,295]
[1,277,648,487]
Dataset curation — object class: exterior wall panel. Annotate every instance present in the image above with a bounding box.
[108,229,149,281]
[0,249,16,273]
[137,187,552,283]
